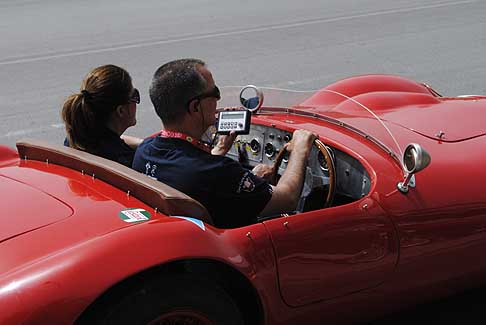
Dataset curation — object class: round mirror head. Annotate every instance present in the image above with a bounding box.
[403,143,431,174]
[239,85,264,112]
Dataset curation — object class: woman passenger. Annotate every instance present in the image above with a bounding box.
[61,64,141,167]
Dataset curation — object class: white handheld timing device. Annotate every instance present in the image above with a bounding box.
[216,110,251,135]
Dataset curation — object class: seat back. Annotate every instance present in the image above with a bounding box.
[16,139,213,225]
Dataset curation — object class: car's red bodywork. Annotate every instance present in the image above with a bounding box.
[1,75,485,324]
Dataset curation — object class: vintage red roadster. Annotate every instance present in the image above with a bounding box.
[0,74,485,324]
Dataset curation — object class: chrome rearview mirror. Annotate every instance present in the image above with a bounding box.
[397,143,431,193]
[239,85,264,113]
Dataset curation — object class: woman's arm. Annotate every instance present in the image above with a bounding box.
[121,134,143,149]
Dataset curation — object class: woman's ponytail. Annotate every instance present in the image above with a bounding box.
[61,91,97,150]
[60,65,133,153]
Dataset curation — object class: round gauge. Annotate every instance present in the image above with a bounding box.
[317,151,329,171]
[264,143,275,158]
[249,139,261,154]
[282,151,290,163]
[317,146,334,172]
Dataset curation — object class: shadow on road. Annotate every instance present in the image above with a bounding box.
[368,285,486,324]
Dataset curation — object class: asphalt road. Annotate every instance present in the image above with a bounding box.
[1,0,486,323]
[1,0,486,148]
[369,285,486,324]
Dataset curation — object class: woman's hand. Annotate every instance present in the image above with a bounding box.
[121,134,143,149]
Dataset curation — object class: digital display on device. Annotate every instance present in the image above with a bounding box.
[221,113,245,119]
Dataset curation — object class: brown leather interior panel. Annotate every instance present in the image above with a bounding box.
[16,139,213,225]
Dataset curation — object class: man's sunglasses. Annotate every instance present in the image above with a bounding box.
[128,88,140,104]
[187,85,221,106]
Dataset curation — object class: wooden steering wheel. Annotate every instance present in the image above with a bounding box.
[270,139,336,209]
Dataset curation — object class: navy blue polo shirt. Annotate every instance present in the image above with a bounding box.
[64,128,135,167]
[132,136,272,228]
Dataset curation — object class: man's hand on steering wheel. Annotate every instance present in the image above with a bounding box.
[269,130,316,185]
[287,129,316,155]
[269,129,335,210]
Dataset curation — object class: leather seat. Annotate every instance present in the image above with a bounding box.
[16,139,213,225]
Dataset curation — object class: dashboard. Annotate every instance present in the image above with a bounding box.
[226,124,293,166]
[226,124,371,206]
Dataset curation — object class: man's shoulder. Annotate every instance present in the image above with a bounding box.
[134,136,228,164]
[138,136,157,148]
[135,136,174,155]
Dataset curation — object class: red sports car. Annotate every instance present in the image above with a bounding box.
[1,74,485,324]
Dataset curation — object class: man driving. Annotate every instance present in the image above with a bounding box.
[132,58,316,228]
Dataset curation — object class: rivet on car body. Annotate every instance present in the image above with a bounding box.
[246,232,252,239]
[362,204,368,210]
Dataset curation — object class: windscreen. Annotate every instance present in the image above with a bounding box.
[218,86,405,163]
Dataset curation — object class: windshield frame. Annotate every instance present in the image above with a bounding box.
[218,86,404,168]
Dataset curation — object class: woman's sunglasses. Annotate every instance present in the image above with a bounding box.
[128,88,140,104]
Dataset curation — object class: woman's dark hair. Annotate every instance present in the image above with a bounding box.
[149,58,207,126]
[61,64,133,151]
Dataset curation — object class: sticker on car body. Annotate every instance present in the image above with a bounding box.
[119,208,151,223]
[171,216,206,231]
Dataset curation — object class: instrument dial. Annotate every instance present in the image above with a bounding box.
[250,139,261,153]
[264,143,275,158]
[317,146,334,172]
[282,151,290,163]
[318,151,329,172]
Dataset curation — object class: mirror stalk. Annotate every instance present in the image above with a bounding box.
[397,143,430,194]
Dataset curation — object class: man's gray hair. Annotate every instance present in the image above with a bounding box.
[150,58,207,125]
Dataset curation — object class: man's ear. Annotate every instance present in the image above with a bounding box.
[188,99,200,114]
[115,105,125,117]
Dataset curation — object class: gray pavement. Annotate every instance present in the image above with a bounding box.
[1,0,485,148]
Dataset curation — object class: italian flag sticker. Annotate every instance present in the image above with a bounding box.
[119,208,151,223]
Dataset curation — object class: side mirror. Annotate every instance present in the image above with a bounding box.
[397,143,431,193]
[239,85,264,112]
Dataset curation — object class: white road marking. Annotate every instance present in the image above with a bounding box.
[0,0,479,66]
[2,128,41,138]
[1,124,64,138]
